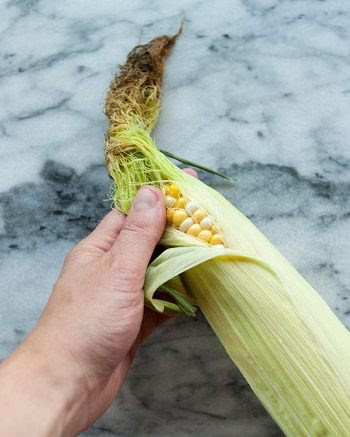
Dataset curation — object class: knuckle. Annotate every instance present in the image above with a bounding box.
[63,239,91,267]
[122,218,146,234]
[111,265,145,293]
[117,288,144,309]
[64,245,82,264]
[121,220,159,246]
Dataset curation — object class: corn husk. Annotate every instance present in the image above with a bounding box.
[105,32,350,436]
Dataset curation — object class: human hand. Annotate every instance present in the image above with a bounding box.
[0,168,197,436]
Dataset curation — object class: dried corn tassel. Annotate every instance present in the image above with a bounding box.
[105,31,350,436]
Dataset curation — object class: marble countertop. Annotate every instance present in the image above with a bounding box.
[1,1,349,436]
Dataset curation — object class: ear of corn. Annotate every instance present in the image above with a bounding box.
[105,32,350,436]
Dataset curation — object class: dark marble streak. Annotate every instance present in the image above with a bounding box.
[15,97,71,121]
[0,161,110,256]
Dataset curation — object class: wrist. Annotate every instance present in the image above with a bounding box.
[0,330,90,436]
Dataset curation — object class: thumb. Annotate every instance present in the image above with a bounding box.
[109,186,166,290]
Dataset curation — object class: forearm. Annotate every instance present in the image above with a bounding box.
[0,333,88,436]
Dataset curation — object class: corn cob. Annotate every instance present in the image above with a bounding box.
[164,183,225,246]
[105,32,350,436]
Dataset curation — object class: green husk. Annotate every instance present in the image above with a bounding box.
[159,149,233,181]
[105,32,350,436]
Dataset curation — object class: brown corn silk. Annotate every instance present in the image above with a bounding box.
[105,32,350,436]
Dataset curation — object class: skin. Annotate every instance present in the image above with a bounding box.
[0,169,197,436]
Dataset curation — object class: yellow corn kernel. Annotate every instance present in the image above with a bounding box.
[176,197,186,209]
[185,201,197,215]
[200,216,214,230]
[173,209,189,226]
[197,229,212,243]
[179,217,194,232]
[166,208,175,222]
[167,183,180,197]
[210,234,223,245]
[186,223,201,236]
[165,195,176,207]
[192,209,207,223]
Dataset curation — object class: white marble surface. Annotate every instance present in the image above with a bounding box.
[1,0,350,435]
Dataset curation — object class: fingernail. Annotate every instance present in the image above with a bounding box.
[134,187,158,210]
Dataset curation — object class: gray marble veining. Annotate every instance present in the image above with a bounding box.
[0,0,349,436]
